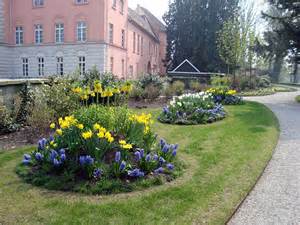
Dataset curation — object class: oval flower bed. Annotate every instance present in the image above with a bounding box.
[17,105,181,194]
[158,92,226,125]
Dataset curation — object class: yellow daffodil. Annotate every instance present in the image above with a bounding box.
[97,131,105,138]
[72,87,82,94]
[77,124,84,130]
[99,127,107,133]
[90,91,96,97]
[94,81,103,93]
[122,144,133,149]
[93,123,101,130]
[82,130,93,140]
[56,129,63,136]
[50,123,56,129]
[107,136,114,143]
[119,140,127,145]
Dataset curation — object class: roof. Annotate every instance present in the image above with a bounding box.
[171,59,201,73]
[128,8,159,42]
[135,6,166,32]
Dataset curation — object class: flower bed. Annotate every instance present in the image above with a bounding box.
[17,105,181,194]
[207,88,243,105]
[158,93,226,125]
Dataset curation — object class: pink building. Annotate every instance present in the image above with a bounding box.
[0,0,167,79]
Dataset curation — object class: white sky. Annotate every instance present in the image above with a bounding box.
[129,0,267,28]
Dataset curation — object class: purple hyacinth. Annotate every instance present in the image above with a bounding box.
[79,156,86,166]
[134,151,141,161]
[140,149,144,158]
[159,157,166,165]
[162,144,170,153]
[50,150,58,161]
[145,154,151,162]
[59,149,65,155]
[35,152,43,161]
[154,167,164,174]
[167,163,175,170]
[24,154,31,160]
[60,153,66,161]
[38,138,47,151]
[115,151,121,163]
[163,106,169,114]
[128,168,144,177]
[93,168,102,179]
[120,161,126,171]
[160,139,166,148]
[172,149,177,157]
[85,155,94,165]
[53,158,61,167]
[153,154,159,161]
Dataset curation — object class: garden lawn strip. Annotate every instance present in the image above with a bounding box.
[0,102,279,225]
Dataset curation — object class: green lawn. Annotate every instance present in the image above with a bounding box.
[0,102,279,225]
[296,95,300,103]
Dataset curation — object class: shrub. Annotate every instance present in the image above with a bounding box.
[211,76,231,89]
[158,92,226,125]
[207,87,243,105]
[19,105,180,194]
[171,81,185,96]
[296,95,300,103]
[129,84,144,101]
[189,80,202,92]
[138,74,164,89]
[0,105,19,135]
[142,84,161,100]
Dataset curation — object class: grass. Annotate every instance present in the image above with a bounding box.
[0,102,279,225]
[296,95,300,103]
[240,84,297,97]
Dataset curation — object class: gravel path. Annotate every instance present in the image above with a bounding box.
[228,90,300,225]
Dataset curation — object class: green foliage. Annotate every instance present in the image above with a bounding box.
[171,81,185,96]
[143,84,161,100]
[15,84,34,125]
[138,74,164,89]
[82,66,101,86]
[211,76,232,89]
[189,80,202,92]
[296,96,300,103]
[0,105,19,135]
[129,84,144,101]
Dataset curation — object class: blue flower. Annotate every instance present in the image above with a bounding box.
[115,151,121,163]
[159,157,166,164]
[128,168,144,177]
[162,144,170,153]
[35,152,43,161]
[38,138,47,151]
[172,149,177,157]
[79,156,86,166]
[153,154,159,161]
[59,149,65,155]
[85,155,94,165]
[49,135,54,142]
[60,153,66,161]
[93,168,102,179]
[134,151,141,161]
[145,154,151,162]
[160,139,166,148]
[24,154,31,160]
[22,159,31,165]
[53,158,61,167]
[167,163,175,170]
[171,144,179,151]
[120,161,126,171]
[163,106,169,114]
[154,167,164,174]
[50,150,58,161]
[140,149,144,158]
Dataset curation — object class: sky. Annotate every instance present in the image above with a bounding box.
[129,0,267,31]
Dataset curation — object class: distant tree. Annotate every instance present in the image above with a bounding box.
[164,0,239,72]
[262,0,300,83]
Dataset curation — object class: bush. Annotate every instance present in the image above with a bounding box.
[18,105,181,194]
[296,96,300,103]
[138,74,164,89]
[0,105,19,135]
[171,81,185,96]
[211,76,231,89]
[189,80,202,92]
[142,84,161,100]
[158,92,226,125]
[129,84,144,101]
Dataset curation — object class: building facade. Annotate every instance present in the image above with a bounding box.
[0,0,167,79]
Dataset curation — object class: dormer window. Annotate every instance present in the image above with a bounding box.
[33,0,44,7]
[75,0,88,5]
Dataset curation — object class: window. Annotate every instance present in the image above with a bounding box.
[33,0,44,7]
[55,23,64,43]
[38,57,44,76]
[109,23,114,44]
[34,24,43,44]
[75,0,88,4]
[121,59,125,77]
[112,0,116,8]
[121,29,125,48]
[56,57,64,76]
[16,26,23,45]
[133,32,136,53]
[129,65,133,78]
[137,35,140,54]
[149,41,151,55]
[77,22,87,42]
[120,0,124,14]
[141,36,144,56]
[22,58,29,76]
[110,57,114,73]
[79,56,86,75]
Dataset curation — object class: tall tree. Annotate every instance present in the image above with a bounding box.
[262,0,300,82]
[164,0,239,72]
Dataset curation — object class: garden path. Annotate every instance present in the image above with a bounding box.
[229,89,300,225]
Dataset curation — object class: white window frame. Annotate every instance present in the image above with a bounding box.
[55,23,64,43]
[38,57,45,76]
[77,21,87,42]
[109,23,114,44]
[16,26,23,45]
[22,58,29,76]
[79,56,86,75]
[34,24,43,44]
[33,0,44,7]
[56,57,64,76]
[75,0,88,5]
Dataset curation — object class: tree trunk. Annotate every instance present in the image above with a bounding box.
[294,63,299,83]
[271,55,283,83]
